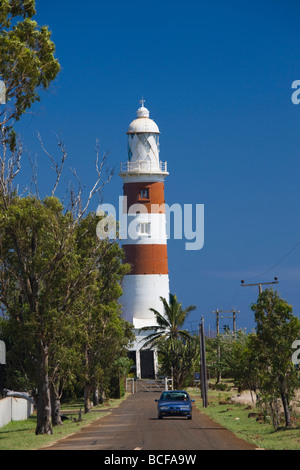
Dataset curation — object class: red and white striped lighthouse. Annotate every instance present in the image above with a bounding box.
[120,101,170,379]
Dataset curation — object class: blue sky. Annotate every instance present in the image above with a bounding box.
[12,0,300,334]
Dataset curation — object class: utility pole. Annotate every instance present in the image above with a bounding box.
[212,308,240,382]
[199,317,208,408]
[233,309,237,334]
[219,309,240,335]
[212,308,240,335]
[241,277,278,294]
[212,309,221,383]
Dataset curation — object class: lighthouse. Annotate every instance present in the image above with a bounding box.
[120,100,170,379]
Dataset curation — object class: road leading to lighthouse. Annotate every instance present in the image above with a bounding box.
[43,392,258,451]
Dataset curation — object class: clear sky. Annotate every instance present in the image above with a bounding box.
[12,0,300,335]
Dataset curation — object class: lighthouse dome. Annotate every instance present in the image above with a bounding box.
[127,105,160,135]
[120,101,168,177]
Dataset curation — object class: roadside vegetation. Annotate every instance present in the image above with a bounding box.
[0,395,127,450]
[146,289,300,449]
[0,0,134,437]
[191,381,300,450]
[203,289,300,431]
[139,294,198,390]
[186,288,300,450]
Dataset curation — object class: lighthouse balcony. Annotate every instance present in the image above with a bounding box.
[120,160,168,175]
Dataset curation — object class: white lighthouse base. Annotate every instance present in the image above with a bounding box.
[120,274,170,379]
[128,330,159,379]
[121,274,170,325]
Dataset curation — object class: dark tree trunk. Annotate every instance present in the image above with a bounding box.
[84,384,91,413]
[93,387,100,407]
[279,377,292,428]
[83,347,91,413]
[99,383,104,404]
[270,400,280,429]
[50,382,62,426]
[280,391,292,427]
[35,346,53,435]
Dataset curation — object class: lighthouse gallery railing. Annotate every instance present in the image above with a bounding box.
[120,161,168,174]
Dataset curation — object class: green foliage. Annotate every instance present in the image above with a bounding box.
[209,331,261,396]
[140,294,197,389]
[0,194,134,431]
[251,289,300,427]
[0,196,75,385]
[139,293,196,349]
[69,212,133,406]
[0,0,60,131]
[159,336,199,389]
[228,332,261,395]
[208,290,300,429]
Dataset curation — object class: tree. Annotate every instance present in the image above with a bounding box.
[223,331,261,402]
[251,289,300,428]
[0,1,133,436]
[0,108,120,434]
[0,196,133,433]
[0,0,60,133]
[159,336,199,389]
[0,196,76,434]
[139,294,197,389]
[72,214,133,412]
[139,294,196,349]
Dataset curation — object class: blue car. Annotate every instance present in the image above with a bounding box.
[155,390,195,420]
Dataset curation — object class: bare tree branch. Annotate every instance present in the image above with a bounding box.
[78,139,114,220]
[37,132,67,198]
[27,151,40,199]
[0,122,22,208]
[0,126,115,231]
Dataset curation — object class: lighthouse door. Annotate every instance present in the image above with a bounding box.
[140,350,155,379]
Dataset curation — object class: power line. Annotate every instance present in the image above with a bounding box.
[248,241,300,281]
[226,285,241,310]
[241,277,279,295]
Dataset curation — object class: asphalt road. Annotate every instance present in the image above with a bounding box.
[43,392,258,451]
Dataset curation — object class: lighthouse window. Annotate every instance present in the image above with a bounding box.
[127,142,132,161]
[139,222,151,236]
[140,188,149,199]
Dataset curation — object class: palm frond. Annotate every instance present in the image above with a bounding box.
[138,294,197,351]
[150,311,169,328]
[138,324,161,333]
[140,332,168,349]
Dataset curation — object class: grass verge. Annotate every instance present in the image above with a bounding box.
[0,395,128,450]
[190,383,300,450]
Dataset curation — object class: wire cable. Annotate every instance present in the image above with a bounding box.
[248,240,300,281]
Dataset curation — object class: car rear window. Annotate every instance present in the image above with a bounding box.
[160,392,188,401]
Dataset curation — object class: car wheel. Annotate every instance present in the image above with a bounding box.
[188,415,192,420]
[158,415,163,419]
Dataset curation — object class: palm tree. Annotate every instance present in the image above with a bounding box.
[139,294,196,349]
